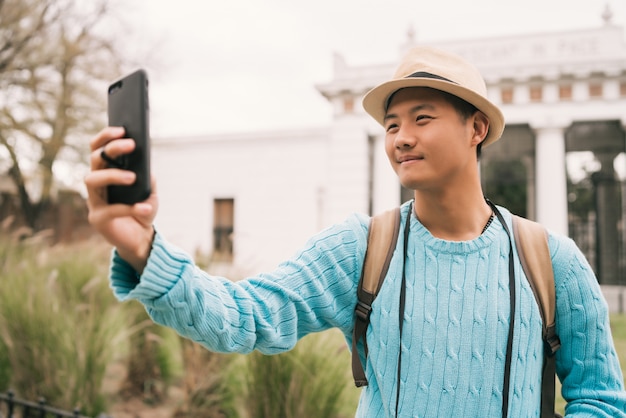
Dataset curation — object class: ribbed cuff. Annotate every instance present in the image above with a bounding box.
[110,232,192,302]
[110,250,140,301]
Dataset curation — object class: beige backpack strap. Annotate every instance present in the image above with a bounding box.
[352,207,401,387]
[512,215,561,418]
[512,215,556,331]
[361,208,402,295]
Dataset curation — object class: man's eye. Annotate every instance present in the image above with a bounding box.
[386,123,399,132]
[416,115,432,122]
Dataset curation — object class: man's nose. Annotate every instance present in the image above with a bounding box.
[394,126,416,149]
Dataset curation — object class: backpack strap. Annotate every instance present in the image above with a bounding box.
[512,215,561,418]
[352,207,401,387]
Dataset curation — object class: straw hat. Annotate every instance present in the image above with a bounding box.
[362,46,505,147]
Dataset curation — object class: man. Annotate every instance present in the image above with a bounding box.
[85,46,626,417]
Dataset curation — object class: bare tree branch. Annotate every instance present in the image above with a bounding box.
[0,0,126,229]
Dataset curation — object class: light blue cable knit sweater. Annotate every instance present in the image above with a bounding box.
[109,203,626,417]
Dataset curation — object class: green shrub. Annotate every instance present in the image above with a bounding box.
[121,303,184,403]
[171,329,359,418]
[0,232,127,416]
[172,338,237,418]
[233,329,359,418]
[0,338,10,390]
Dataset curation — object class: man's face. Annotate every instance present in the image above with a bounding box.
[383,87,482,192]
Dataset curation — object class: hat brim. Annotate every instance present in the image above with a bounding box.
[362,77,505,147]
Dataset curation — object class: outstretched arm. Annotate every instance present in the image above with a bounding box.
[108,213,370,354]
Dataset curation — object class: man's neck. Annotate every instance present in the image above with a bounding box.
[412,189,493,241]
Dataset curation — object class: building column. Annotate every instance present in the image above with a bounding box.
[534,126,569,235]
[592,150,622,285]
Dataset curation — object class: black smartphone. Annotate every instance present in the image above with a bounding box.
[106,69,151,204]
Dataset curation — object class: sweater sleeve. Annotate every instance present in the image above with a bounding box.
[550,234,626,417]
[109,213,369,354]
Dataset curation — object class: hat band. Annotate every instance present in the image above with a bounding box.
[405,71,457,84]
[384,71,460,111]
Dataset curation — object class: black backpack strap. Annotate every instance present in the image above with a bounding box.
[512,215,561,418]
[352,207,401,387]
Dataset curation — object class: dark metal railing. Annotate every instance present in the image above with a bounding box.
[0,391,90,418]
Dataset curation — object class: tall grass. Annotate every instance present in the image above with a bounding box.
[172,338,237,418]
[229,329,359,418]
[172,329,360,418]
[121,303,183,403]
[0,228,128,416]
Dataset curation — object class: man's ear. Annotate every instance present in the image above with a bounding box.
[471,111,490,147]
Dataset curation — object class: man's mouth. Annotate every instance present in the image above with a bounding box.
[397,155,424,163]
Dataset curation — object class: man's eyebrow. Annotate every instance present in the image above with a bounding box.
[383,103,436,122]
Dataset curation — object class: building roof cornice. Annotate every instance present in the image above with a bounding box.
[317,24,626,98]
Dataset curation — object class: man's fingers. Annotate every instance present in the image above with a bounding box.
[90,139,136,169]
[86,202,137,226]
[85,168,136,190]
[90,126,125,152]
[131,202,156,226]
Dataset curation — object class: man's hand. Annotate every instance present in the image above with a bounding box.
[84,126,158,273]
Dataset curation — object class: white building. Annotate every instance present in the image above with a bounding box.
[152,22,626,297]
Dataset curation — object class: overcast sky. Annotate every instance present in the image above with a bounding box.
[117,0,626,138]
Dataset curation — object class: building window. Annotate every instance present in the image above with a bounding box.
[529,85,542,102]
[501,87,514,104]
[559,84,573,100]
[343,97,354,113]
[213,198,234,261]
[588,82,603,98]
